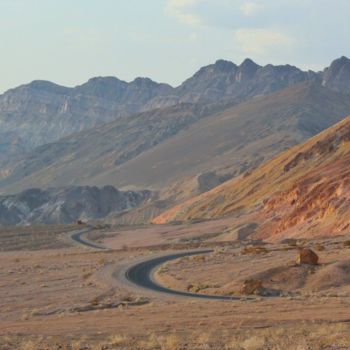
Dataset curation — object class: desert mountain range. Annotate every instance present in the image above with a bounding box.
[0,56,350,226]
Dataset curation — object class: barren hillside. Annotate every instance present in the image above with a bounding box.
[154,114,350,240]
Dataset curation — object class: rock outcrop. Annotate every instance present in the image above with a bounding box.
[296,249,319,265]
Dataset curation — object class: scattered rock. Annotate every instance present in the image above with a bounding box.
[296,248,319,265]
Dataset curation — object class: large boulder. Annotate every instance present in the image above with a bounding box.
[296,248,319,265]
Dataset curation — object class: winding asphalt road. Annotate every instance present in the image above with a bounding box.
[70,229,249,300]
[124,250,242,300]
[70,227,106,249]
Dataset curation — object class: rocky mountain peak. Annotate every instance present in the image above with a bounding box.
[25,80,71,95]
[75,76,128,99]
[240,58,259,68]
[132,77,156,85]
[322,56,350,94]
[213,59,237,72]
[236,58,261,81]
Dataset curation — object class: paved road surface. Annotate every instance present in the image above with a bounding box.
[125,250,243,300]
[70,227,106,249]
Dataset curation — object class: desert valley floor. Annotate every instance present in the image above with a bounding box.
[1,222,350,349]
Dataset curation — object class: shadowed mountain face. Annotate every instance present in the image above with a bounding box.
[0,186,152,225]
[1,81,350,197]
[0,77,173,163]
[2,56,348,164]
[153,115,350,241]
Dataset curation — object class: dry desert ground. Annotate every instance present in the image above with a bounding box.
[1,222,350,349]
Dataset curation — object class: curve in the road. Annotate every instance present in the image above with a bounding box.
[70,228,106,250]
[125,250,244,300]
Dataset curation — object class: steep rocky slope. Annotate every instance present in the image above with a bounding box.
[153,115,350,240]
[0,186,152,225]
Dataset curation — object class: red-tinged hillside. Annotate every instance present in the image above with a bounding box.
[153,115,350,241]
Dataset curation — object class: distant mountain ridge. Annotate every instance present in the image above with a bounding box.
[2,81,350,198]
[0,186,152,225]
[1,56,349,164]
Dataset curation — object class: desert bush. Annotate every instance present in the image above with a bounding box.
[98,257,106,265]
[108,334,128,346]
[191,255,206,262]
[83,272,93,280]
[138,333,161,349]
[158,266,169,274]
[240,336,266,350]
[90,297,100,306]
[241,246,268,255]
[158,333,180,350]
[188,283,211,293]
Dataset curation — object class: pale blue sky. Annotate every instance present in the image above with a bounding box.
[1,0,349,92]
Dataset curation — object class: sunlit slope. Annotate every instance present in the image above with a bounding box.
[154,115,350,239]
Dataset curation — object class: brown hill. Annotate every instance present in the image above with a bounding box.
[153,115,350,241]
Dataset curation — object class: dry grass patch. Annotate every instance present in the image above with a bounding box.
[4,323,350,350]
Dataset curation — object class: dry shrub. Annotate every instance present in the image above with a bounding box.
[240,336,266,350]
[158,333,180,350]
[191,255,207,262]
[98,257,106,265]
[158,266,169,274]
[90,296,100,306]
[188,283,210,293]
[20,340,37,350]
[241,246,268,255]
[83,272,93,279]
[137,333,161,349]
[195,331,213,348]
[108,334,128,346]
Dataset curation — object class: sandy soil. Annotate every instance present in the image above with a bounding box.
[155,236,350,297]
[1,224,350,349]
[100,217,236,249]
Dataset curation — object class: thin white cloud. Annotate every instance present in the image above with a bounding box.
[234,28,295,56]
[240,1,263,16]
[189,32,199,41]
[165,0,202,26]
